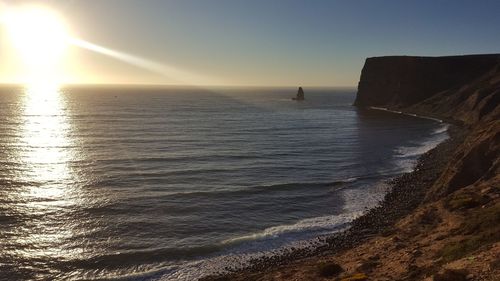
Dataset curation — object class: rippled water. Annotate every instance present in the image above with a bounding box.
[0,85,447,280]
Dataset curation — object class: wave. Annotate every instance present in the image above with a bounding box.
[432,124,449,135]
[221,212,362,246]
[396,126,448,157]
[61,212,363,280]
[393,124,449,172]
[64,245,225,270]
[88,178,361,199]
[150,212,365,281]
[368,106,449,173]
[395,142,438,159]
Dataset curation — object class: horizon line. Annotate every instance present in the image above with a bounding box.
[0,82,357,89]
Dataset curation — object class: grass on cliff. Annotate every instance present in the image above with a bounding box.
[440,203,500,262]
[446,191,484,211]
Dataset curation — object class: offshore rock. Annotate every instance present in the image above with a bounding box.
[293,86,305,101]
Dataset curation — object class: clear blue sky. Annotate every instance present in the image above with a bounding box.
[4,0,500,86]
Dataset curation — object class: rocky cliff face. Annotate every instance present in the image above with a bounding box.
[354,55,500,117]
[355,54,499,199]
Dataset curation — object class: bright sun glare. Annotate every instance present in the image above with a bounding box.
[2,5,69,82]
[0,4,217,86]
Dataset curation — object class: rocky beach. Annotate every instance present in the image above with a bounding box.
[202,54,500,281]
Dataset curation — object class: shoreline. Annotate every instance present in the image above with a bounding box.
[368,106,445,123]
[200,113,467,281]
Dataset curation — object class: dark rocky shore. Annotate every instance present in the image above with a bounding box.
[203,54,500,280]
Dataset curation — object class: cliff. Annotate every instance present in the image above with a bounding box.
[346,54,500,280]
[354,55,500,118]
[355,55,500,200]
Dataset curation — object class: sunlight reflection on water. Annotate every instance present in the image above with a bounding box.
[19,84,75,203]
[13,84,82,272]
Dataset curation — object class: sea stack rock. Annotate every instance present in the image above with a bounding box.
[293,87,305,101]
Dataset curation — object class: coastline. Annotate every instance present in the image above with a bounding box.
[200,114,466,281]
[368,106,445,123]
[202,54,500,280]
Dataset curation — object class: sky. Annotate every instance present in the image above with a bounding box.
[1,0,500,86]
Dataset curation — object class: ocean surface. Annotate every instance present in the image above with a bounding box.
[0,86,448,280]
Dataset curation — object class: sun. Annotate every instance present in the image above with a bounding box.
[1,5,70,81]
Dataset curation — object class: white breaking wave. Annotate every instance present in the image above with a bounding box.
[432,124,450,135]
[393,124,449,172]
[395,133,448,158]
[155,182,390,281]
[369,106,449,172]
[345,177,358,183]
[156,211,364,281]
[222,211,363,245]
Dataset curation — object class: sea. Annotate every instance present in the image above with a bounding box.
[0,85,448,280]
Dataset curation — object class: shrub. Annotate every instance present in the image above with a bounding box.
[446,191,483,211]
[317,261,343,277]
[433,268,468,281]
